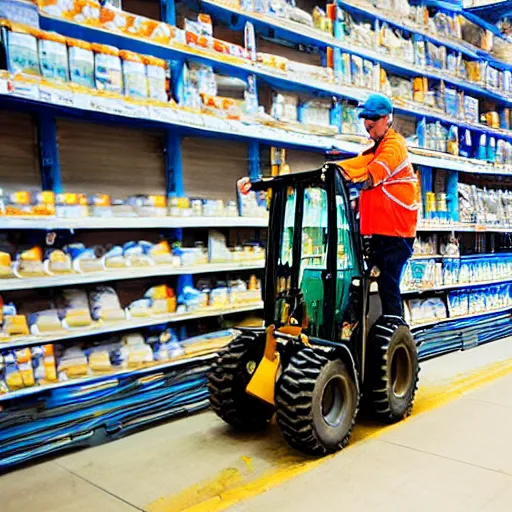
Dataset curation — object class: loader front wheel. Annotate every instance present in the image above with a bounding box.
[365,317,419,422]
[208,333,274,431]
[276,347,358,456]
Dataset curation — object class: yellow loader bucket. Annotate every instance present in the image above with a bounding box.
[246,326,281,406]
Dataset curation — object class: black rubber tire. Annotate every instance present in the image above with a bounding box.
[365,316,419,422]
[208,333,274,431]
[276,347,359,456]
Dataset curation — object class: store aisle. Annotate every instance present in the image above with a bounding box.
[1,339,512,512]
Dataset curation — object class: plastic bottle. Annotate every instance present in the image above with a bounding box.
[477,133,487,161]
[487,136,496,163]
[417,117,426,148]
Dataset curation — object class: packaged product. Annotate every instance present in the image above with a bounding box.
[126,195,167,217]
[43,249,73,275]
[143,55,168,102]
[59,288,93,328]
[104,246,127,269]
[99,3,130,33]
[38,0,101,25]
[178,285,208,312]
[65,243,105,273]
[88,286,125,322]
[3,21,41,76]
[38,30,69,82]
[144,284,177,314]
[119,333,153,369]
[120,50,148,99]
[350,55,363,87]
[86,339,121,373]
[2,307,30,336]
[32,344,57,384]
[55,192,89,218]
[13,246,45,278]
[3,352,24,390]
[127,298,153,318]
[0,355,9,394]
[0,252,13,279]
[15,348,35,387]
[92,43,123,93]
[67,38,95,89]
[149,241,178,266]
[123,241,154,267]
[57,346,89,379]
[29,309,64,335]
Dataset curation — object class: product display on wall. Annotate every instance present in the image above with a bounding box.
[0,0,511,468]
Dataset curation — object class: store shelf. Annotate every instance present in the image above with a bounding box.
[36,13,512,146]
[0,352,218,402]
[0,214,269,230]
[3,76,512,177]
[410,305,512,329]
[198,0,512,108]
[417,224,511,233]
[0,262,266,292]
[0,87,364,156]
[338,0,482,60]
[0,302,264,351]
[402,276,512,295]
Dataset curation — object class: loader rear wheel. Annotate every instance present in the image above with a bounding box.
[276,347,359,456]
[208,333,274,431]
[365,317,419,422]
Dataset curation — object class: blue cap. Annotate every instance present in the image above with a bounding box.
[358,94,393,119]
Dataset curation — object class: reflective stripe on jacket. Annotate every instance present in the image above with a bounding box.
[336,129,419,238]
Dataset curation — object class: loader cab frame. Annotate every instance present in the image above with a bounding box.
[254,166,370,377]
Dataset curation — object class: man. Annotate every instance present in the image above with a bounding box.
[334,93,419,318]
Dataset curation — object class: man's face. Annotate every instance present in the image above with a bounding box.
[364,115,389,141]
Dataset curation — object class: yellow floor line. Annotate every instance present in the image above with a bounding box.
[146,358,512,512]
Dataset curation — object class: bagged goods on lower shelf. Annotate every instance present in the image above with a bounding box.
[59,288,94,328]
[405,297,448,326]
[1,301,30,337]
[0,326,236,393]
[88,286,125,322]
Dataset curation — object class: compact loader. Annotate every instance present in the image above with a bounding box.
[208,164,419,455]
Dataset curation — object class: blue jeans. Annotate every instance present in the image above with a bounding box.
[370,235,414,318]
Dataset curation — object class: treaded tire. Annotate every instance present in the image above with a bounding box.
[276,347,359,456]
[208,332,274,431]
[365,316,419,422]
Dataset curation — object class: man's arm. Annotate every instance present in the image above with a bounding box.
[335,138,405,187]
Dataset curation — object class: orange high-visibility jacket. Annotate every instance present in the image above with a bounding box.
[336,129,419,238]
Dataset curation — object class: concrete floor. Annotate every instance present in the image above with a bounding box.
[1,338,512,512]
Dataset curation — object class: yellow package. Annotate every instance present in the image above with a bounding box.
[33,191,56,216]
[64,308,93,328]
[0,252,13,279]
[4,314,30,336]
[44,249,73,275]
[13,246,45,278]
[88,350,112,373]
[149,241,176,266]
[15,348,35,387]
[57,346,89,379]
[3,352,24,390]
[32,344,58,384]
